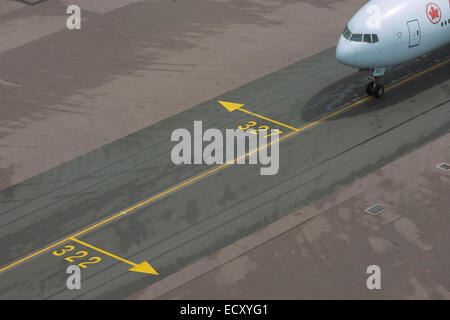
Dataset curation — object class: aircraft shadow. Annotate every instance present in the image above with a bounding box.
[301,44,450,123]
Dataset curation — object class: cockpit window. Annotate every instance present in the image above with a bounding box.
[350,33,363,42]
[342,25,379,44]
[342,26,379,44]
[342,27,352,39]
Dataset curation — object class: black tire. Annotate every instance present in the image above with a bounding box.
[373,84,384,98]
[366,81,375,95]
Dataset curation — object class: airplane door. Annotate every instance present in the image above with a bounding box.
[407,20,421,47]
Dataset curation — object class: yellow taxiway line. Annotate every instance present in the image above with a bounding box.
[386,58,450,92]
[1,56,449,274]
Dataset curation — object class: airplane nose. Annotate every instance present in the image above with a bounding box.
[336,38,356,67]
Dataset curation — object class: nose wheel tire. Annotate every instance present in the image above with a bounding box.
[365,82,384,98]
[366,81,375,95]
[373,84,384,98]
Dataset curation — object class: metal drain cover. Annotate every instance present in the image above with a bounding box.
[365,203,387,216]
[15,0,48,5]
[437,163,450,171]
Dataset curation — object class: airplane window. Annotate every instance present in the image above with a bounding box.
[372,34,379,43]
[343,27,352,39]
[363,34,371,43]
[350,34,363,42]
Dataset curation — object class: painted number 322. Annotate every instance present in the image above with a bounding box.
[53,245,102,269]
[238,121,282,138]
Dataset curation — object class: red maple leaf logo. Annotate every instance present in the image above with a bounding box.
[426,3,441,24]
[429,6,440,20]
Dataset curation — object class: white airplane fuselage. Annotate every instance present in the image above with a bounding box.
[336,0,450,69]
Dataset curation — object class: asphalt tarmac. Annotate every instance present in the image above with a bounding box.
[0,42,449,298]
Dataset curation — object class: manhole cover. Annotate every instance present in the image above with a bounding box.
[365,203,387,216]
[15,0,48,5]
[437,163,450,171]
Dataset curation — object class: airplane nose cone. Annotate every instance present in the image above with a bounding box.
[336,38,356,67]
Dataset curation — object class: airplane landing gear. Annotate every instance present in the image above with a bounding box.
[366,80,384,98]
[366,68,385,98]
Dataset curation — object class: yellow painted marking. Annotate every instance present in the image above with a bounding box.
[218,100,245,112]
[0,238,72,273]
[0,57,448,274]
[70,237,158,275]
[298,96,371,131]
[386,58,450,92]
[218,100,300,131]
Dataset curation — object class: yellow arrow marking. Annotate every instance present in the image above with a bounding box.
[218,100,300,131]
[1,57,449,275]
[70,237,158,275]
[217,100,245,112]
